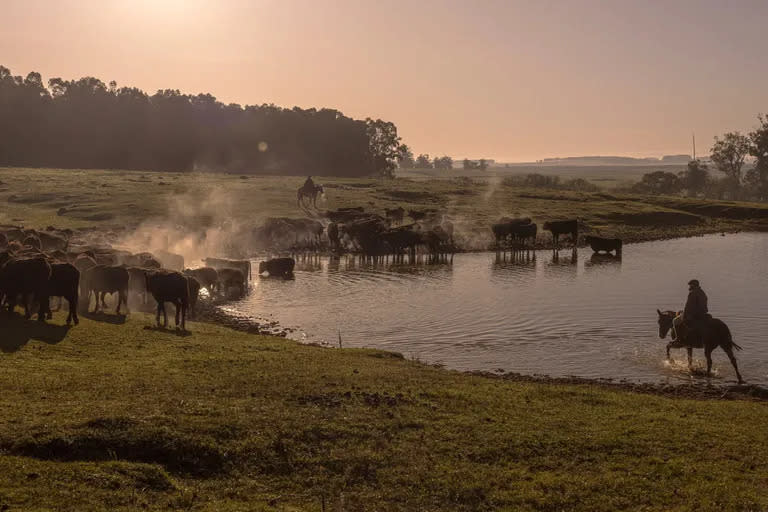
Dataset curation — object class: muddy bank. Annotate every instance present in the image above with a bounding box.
[469,371,768,402]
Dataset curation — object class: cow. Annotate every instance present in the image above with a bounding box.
[146,271,189,330]
[258,257,295,278]
[82,265,130,314]
[38,231,68,252]
[73,253,98,273]
[126,266,150,306]
[183,267,218,296]
[584,235,622,255]
[0,256,52,321]
[186,276,201,319]
[512,222,538,248]
[47,263,80,325]
[491,217,532,246]
[327,222,340,250]
[22,235,42,251]
[217,268,246,298]
[385,207,405,226]
[204,257,252,282]
[0,232,7,250]
[543,219,579,248]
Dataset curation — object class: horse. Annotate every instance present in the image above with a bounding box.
[297,183,324,208]
[656,309,744,384]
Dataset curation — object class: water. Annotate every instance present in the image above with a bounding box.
[223,233,768,385]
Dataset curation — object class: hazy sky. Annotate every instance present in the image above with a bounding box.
[2,0,767,161]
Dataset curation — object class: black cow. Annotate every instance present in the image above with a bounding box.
[543,220,578,248]
[259,257,295,278]
[183,267,218,296]
[217,268,246,297]
[204,257,252,282]
[146,271,189,329]
[82,265,130,314]
[585,235,622,255]
[47,263,80,325]
[0,256,52,321]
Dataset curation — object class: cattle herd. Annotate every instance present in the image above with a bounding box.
[0,209,622,330]
[0,226,292,330]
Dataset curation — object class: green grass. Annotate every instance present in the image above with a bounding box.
[0,311,766,510]
[2,167,768,247]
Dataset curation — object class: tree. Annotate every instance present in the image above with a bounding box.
[397,144,414,168]
[747,115,768,201]
[632,171,683,195]
[0,64,406,177]
[462,159,477,170]
[479,159,488,171]
[415,154,432,169]
[433,155,453,170]
[679,160,709,197]
[365,118,402,178]
[710,132,750,198]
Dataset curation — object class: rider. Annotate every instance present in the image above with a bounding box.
[303,175,315,190]
[683,279,708,343]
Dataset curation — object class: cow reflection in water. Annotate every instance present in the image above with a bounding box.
[293,253,322,272]
[585,252,622,268]
[550,248,578,266]
[339,253,453,274]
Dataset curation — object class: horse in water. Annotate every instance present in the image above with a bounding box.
[297,183,324,208]
[656,309,744,383]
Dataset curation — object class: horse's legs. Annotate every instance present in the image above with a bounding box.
[666,342,673,362]
[686,347,693,369]
[704,346,714,377]
[156,301,162,326]
[722,345,744,384]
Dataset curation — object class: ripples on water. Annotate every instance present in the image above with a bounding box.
[225,233,768,385]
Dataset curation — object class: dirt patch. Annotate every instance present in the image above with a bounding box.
[6,418,227,476]
[469,371,768,402]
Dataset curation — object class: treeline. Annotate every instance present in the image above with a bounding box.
[0,66,402,176]
[397,145,493,171]
[633,116,768,201]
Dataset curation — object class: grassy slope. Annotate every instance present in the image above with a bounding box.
[2,168,768,246]
[0,312,766,511]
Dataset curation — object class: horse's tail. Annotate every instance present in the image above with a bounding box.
[719,319,743,351]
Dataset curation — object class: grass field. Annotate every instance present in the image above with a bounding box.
[0,311,765,511]
[2,167,768,248]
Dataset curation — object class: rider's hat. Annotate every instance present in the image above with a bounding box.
[688,279,700,287]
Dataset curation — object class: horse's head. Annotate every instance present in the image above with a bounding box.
[317,184,324,194]
[657,309,675,339]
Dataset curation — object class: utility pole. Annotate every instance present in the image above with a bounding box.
[692,133,696,160]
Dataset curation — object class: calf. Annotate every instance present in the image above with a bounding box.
[543,219,578,248]
[146,271,189,329]
[585,235,622,255]
[217,268,246,297]
[258,257,295,278]
[183,267,218,296]
[47,263,80,325]
[82,265,130,314]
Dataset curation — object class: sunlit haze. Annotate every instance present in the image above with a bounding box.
[3,0,767,161]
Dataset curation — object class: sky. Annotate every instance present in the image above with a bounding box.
[2,0,767,162]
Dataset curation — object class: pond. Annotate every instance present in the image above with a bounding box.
[222,232,768,385]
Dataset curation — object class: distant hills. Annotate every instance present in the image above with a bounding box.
[518,155,693,166]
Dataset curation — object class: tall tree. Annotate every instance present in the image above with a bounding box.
[747,115,768,201]
[433,155,453,170]
[679,159,709,197]
[365,118,402,178]
[710,131,750,198]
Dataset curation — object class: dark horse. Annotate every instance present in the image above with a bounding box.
[656,309,744,383]
[297,183,324,208]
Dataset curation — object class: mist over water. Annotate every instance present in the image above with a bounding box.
[225,233,768,386]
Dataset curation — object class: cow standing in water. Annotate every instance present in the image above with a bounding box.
[543,220,578,248]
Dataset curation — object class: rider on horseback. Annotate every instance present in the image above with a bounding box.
[304,176,315,190]
[683,279,708,344]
